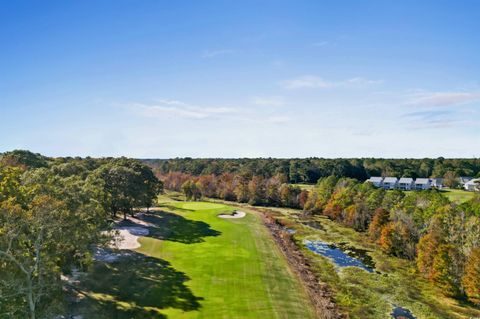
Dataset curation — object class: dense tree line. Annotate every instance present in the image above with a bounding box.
[146,157,480,184]
[164,171,480,305]
[0,150,161,318]
[162,172,309,208]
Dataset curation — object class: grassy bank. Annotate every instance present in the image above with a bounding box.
[77,195,315,318]
[439,188,475,203]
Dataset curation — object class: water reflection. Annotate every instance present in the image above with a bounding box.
[304,240,375,272]
[391,306,416,319]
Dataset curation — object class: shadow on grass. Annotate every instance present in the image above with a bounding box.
[158,204,196,213]
[79,252,203,318]
[128,211,221,244]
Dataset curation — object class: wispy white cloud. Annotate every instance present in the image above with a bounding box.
[126,98,295,127]
[281,75,382,89]
[406,91,480,107]
[282,75,331,89]
[409,118,473,129]
[344,77,383,86]
[403,110,452,120]
[129,99,237,120]
[251,96,285,107]
[201,49,235,58]
[402,109,475,129]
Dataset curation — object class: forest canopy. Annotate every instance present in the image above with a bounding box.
[145,157,480,184]
[0,150,161,318]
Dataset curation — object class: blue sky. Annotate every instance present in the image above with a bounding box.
[1,1,479,158]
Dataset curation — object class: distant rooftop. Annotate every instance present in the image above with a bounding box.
[415,178,430,184]
[465,178,480,185]
[383,177,398,183]
[399,177,413,183]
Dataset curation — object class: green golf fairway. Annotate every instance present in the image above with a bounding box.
[81,200,314,318]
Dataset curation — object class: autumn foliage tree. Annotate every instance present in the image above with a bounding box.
[368,208,390,241]
[416,231,442,278]
[378,219,417,259]
[234,176,249,203]
[430,244,462,296]
[181,180,202,201]
[462,248,480,304]
[248,176,266,205]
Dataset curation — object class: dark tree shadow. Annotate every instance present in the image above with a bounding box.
[121,211,221,244]
[77,252,203,318]
[159,204,196,213]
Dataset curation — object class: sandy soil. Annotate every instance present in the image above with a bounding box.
[110,226,149,250]
[94,214,152,263]
[218,211,246,219]
[128,213,156,227]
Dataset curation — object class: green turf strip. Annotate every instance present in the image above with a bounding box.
[80,200,314,319]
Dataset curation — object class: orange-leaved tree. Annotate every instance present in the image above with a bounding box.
[462,247,480,305]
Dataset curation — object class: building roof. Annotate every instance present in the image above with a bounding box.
[383,177,398,183]
[465,178,480,186]
[460,176,474,183]
[415,178,430,184]
[367,176,383,182]
[399,177,413,183]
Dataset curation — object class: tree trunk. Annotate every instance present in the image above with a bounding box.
[26,275,35,319]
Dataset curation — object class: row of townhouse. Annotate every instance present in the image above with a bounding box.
[366,177,440,190]
[367,176,479,191]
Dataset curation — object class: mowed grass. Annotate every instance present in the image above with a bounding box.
[78,198,314,319]
[440,188,475,203]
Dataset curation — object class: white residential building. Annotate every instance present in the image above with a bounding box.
[382,177,398,190]
[464,178,480,191]
[414,178,431,190]
[366,176,383,188]
[430,178,444,189]
[398,177,414,190]
[459,176,474,186]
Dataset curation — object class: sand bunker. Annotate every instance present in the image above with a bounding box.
[128,213,156,227]
[111,226,149,250]
[218,211,246,219]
